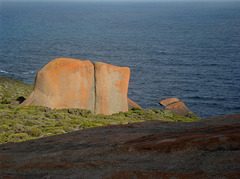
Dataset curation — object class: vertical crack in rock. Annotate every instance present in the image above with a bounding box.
[20,58,130,115]
[93,62,97,114]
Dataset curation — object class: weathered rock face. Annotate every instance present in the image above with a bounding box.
[159,97,179,107]
[20,58,130,115]
[127,98,143,110]
[0,114,239,178]
[94,62,130,115]
[20,58,95,111]
[159,98,190,116]
[164,101,190,116]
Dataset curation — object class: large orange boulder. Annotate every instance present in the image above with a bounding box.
[94,62,130,115]
[20,58,130,115]
[20,58,95,112]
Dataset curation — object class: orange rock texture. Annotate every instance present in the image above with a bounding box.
[128,98,143,110]
[20,58,130,114]
[20,58,95,111]
[159,97,179,107]
[159,98,190,116]
[164,101,190,116]
[94,62,130,115]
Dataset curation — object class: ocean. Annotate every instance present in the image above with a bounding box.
[0,1,240,118]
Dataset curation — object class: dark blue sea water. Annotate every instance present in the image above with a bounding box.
[0,1,240,118]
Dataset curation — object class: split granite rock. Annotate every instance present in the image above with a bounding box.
[20,58,131,115]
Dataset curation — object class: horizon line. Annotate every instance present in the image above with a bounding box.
[1,0,239,2]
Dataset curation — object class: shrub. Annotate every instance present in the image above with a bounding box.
[8,133,28,142]
[13,124,25,133]
[0,77,202,144]
[0,124,10,132]
[26,126,42,137]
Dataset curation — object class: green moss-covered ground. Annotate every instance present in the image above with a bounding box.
[0,77,201,144]
[0,77,33,105]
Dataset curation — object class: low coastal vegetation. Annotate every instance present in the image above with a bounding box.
[0,77,201,144]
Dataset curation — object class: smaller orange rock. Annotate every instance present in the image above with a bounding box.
[159,98,179,107]
[163,102,190,116]
[128,98,143,110]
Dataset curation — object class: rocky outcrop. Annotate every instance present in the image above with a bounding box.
[20,58,130,115]
[127,98,143,110]
[164,101,190,116]
[0,114,239,178]
[159,97,179,107]
[159,98,190,116]
[20,58,95,111]
[94,62,130,115]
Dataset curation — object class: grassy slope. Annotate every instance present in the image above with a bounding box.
[0,77,201,144]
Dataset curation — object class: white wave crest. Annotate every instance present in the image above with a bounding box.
[0,69,9,74]
[23,71,35,74]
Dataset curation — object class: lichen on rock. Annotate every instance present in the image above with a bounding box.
[20,58,131,115]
